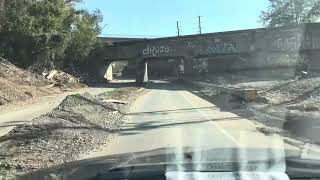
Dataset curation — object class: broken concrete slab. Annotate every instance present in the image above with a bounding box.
[46,70,58,80]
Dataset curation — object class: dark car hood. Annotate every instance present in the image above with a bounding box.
[16,146,309,180]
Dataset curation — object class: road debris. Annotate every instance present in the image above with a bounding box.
[44,70,80,85]
[45,70,58,80]
[102,99,129,104]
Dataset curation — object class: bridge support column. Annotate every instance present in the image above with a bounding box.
[104,62,113,82]
[136,60,148,86]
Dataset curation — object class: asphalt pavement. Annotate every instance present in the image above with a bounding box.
[83,82,295,172]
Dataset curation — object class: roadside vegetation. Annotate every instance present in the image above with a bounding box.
[0,0,103,73]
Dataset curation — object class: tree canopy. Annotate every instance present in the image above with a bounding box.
[0,0,103,70]
[260,0,320,27]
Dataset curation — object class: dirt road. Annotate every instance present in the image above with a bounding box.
[0,86,114,137]
[83,83,298,164]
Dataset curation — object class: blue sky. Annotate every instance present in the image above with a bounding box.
[78,0,269,38]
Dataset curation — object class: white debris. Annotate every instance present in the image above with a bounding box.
[46,70,58,80]
[43,70,79,84]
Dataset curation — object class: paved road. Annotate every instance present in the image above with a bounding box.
[83,83,295,170]
[0,86,114,137]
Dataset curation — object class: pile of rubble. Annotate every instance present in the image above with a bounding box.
[0,87,144,178]
[0,58,52,105]
[0,57,84,106]
[42,70,80,85]
[257,78,320,105]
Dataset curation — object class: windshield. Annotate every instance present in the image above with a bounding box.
[1,0,320,179]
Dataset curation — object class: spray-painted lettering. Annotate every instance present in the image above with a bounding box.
[271,31,303,51]
[205,42,238,54]
[142,45,172,56]
[186,41,196,49]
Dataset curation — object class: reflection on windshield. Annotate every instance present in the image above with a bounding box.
[2,0,320,179]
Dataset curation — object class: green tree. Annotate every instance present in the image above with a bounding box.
[0,0,103,71]
[65,9,103,66]
[260,0,320,27]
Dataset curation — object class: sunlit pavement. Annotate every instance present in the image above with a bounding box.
[83,82,301,172]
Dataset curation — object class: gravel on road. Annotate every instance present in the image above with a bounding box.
[0,87,144,178]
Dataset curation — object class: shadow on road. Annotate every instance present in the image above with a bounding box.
[124,106,219,116]
[189,89,254,119]
[118,117,241,136]
[89,78,196,91]
[143,80,192,91]
[103,82,137,88]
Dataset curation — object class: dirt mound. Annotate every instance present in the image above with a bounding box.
[0,58,53,105]
[0,58,84,106]
[0,94,121,177]
[257,77,320,105]
[0,87,143,178]
[0,58,49,87]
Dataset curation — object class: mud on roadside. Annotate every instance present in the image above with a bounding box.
[0,87,145,178]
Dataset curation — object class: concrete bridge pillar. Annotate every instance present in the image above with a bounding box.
[136,60,148,85]
[104,62,113,82]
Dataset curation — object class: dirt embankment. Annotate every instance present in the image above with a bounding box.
[257,77,320,106]
[0,58,85,106]
[188,73,320,144]
[191,73,320,116]
[0,87,144,178]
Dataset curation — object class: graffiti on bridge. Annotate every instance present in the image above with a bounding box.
[142,44,174,57]
[186,39,239,55]
[271,31,303,51]
[204,41,238,55]
[271,30,320,51]
[193,58,208,73]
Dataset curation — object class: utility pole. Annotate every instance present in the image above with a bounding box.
[198,16,202,34]
[176,21,181,36]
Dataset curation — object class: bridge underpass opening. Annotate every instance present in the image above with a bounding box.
[146,58,184,81]
[102,58,185,85]
[102,60,149,85]
[103,60,136,82]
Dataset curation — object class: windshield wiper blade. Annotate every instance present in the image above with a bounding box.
[93,166,166,180]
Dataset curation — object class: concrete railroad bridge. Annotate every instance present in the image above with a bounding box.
[96,23,320,84]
